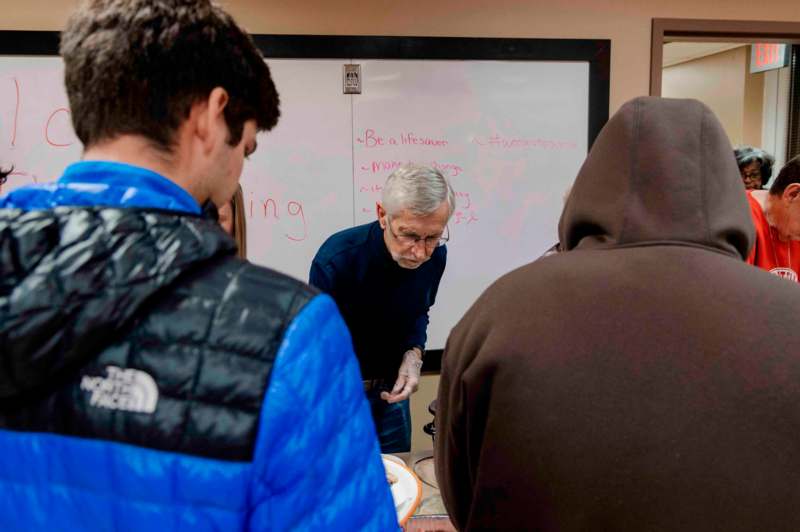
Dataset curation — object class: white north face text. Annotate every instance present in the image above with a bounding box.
[80,365,158,414]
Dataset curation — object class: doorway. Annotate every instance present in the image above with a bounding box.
[650,19,800,184]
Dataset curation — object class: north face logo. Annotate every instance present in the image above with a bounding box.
[80,366,158,414]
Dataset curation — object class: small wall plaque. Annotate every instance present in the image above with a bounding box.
[343,64,362,94]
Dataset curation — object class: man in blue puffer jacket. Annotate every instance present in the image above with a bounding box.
[0,1,397,530]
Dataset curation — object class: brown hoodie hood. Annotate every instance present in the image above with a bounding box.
[559,96,753,257]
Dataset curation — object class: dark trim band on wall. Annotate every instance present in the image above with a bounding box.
[0,30,60,55]
[253,34,610,150]
[0,31,610,151]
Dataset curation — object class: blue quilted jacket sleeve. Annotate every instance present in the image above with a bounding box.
[247,294,398,531]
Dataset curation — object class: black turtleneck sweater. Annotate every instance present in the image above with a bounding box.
[309,221,446,380]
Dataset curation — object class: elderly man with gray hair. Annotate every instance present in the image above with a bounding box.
[310,163,454,452]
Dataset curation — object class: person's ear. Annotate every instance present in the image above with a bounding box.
[784,183,800,202]
[207,87,229,121]
[193,87,230,155]
[376,202,387,228]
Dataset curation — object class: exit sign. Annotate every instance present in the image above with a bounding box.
[750,43,790,73]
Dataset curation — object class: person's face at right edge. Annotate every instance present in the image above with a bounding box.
[773,183,800,240]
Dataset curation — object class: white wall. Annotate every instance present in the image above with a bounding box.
[762,66,792,174]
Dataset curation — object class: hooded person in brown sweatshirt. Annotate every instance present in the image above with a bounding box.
[436,96,800,531]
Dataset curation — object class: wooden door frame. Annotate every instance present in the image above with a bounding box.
[650,18,800,96]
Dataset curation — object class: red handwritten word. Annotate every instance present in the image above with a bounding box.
[452,210,479,225]
[400,132,448,147]
[45,108,74,147]
[356,129,448,149]
[285,201,307,241]
[11,78,19,147]
[0,169,45,195]
[359,183,383,193]
[7,78,77,149]
[455,191,472,209]
[9,169,33,180]
[247,195,308,242]
[361,160,407,174]
[432,161,463,177]
[357,129,392,147]
[473,135,576,150]
[360,159,463,178]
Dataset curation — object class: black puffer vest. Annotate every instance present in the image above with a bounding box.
[0,206,316,461]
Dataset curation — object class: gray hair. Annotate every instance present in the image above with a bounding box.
[734,145,775,181]
[381,164,455,218]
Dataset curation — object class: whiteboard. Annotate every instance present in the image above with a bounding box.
[0,35,606,352]
[351,60,588,348]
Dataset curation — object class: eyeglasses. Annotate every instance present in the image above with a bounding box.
[742,171,762,181]
[386,218,450,248]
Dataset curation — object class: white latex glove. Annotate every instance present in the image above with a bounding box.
[380,348,423,404]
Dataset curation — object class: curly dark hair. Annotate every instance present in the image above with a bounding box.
[0,166,11,186]
[60,0,280,151]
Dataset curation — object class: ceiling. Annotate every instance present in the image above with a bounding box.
[663,42,746,68]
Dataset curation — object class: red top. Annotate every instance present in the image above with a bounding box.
[746,191,800,282]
